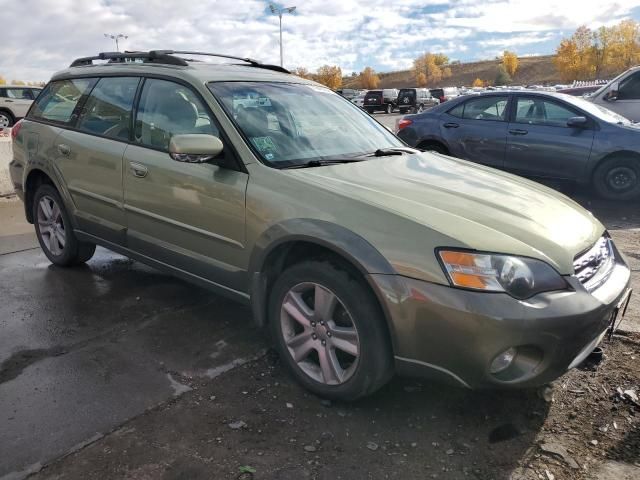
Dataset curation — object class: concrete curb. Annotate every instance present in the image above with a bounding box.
[0,129,14,197]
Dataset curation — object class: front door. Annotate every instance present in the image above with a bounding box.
[123,78,248,293]
[504,95,595,180]
[439,95,510,168]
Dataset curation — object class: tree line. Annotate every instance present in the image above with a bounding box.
[554,19,640,82]
[0,76,46,87]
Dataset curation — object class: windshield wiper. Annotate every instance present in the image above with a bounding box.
[281,158,365,169]
[370,147,420,157]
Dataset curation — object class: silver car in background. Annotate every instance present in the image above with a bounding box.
[0,86,42,127]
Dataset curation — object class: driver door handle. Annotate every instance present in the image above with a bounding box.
[509,129,528,136]
[129,162,148,178]
[443,122,459,128]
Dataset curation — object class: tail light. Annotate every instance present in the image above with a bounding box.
[11,119,23,141]
[396,118,413,132]
[439,96,446,103]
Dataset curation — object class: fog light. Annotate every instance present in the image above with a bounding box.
[490,347,517,374]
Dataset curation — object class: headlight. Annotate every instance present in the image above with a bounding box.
[438,250,568,299]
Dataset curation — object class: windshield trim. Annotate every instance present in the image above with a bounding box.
[207,80,406,169]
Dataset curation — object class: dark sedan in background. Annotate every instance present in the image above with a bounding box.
[396,91,640,200]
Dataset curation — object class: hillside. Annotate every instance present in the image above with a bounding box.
[344,55,562,89]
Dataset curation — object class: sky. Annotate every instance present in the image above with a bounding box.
[1,0,640,82]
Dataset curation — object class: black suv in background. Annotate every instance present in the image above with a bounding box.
[397,88,439,114]
[364,89,398,114]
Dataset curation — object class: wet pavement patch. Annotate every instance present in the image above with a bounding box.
[0,346,67,384]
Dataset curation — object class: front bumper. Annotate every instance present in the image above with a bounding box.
[370,255,631,389]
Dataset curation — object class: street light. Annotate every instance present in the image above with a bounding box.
[103,33,128,52]
[269,4,296,67]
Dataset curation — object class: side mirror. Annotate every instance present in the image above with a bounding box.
[604,82,619,101]
[567,116,588,128]
[169,134,223,163]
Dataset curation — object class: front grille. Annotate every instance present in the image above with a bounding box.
[573,236,614,290]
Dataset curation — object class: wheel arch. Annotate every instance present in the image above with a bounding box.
[24,168,56,223]
[417,138,450,154]
[248,219,399,349]
[591,150,640,180]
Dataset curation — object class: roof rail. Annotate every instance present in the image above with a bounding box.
[69,50,290,73]
[70,51,188,67]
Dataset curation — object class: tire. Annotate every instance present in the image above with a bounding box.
[269,260,393,401]
[33,184,96,266]
[386,103,393,114]
[0,110,14,128]
[593,156,640,201]
[365,108,374,114]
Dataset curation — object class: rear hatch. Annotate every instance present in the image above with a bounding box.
[397,89,417,108]
[364,90,383,106]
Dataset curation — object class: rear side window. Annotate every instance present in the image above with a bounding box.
[617,71,640,100]
[3,88,34,100]
[77,77,140,140]
[29,78,96,125]
[448,102,465,118]
[461,96,508,121]
[134,78,218,151]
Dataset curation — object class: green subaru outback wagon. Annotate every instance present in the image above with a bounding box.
[9,51,632,400]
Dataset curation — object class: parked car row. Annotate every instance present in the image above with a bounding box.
[10,50,632,401]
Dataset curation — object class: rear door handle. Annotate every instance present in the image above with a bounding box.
[57,144,71,156]
[508,129,528,135]
[129,162,148,178]
[443,122,459,128]
[5,99,14,103]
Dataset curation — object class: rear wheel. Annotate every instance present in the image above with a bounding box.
[33,184,96,266]
[0,110,14,128]
[386,103,393,114]
[593,156,640,200]
[420,142,448,155]
[269,261,393,400]
[365,108,374,114]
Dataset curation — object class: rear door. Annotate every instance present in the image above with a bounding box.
[123,78,248,292]
[51,76,140,245]
[438,95,510,168]
[504,95,595,180]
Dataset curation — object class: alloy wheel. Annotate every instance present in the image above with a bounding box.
[0,113,10,128]
[280,282,360,385]
[37,195,66,256]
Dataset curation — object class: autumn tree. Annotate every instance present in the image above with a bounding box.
[358,67,380,89]
[0,76,6,85]
[11,80,26,85]
[609,19,640,71]
[413,52,451,86]
[501,51,518,77]
[292,67,313,80]
[315,65,342,90]
[472,78,485,87]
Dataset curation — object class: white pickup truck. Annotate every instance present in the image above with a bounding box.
[0,86,43,127]
[588,66,640,122]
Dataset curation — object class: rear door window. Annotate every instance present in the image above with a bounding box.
[76,77,140,140]
[461,96,508,121]
[28,78,97,125]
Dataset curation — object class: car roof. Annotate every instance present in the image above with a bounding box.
[51,61,318,87]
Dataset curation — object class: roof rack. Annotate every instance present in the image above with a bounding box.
[69,50,290,73]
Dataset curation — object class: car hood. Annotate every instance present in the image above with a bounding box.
[287,153,604,275]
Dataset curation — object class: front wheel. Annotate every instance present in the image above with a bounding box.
[269,261,393,400]
[593,156,640,200]
[33,184,96,266]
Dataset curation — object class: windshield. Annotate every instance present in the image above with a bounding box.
[558,93,631,124]
[208,82,402,167]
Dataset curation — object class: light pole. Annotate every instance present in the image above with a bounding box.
[103,33,128,52]
[269,4,296,67]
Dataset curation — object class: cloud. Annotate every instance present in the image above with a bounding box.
[0,0,639,81]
